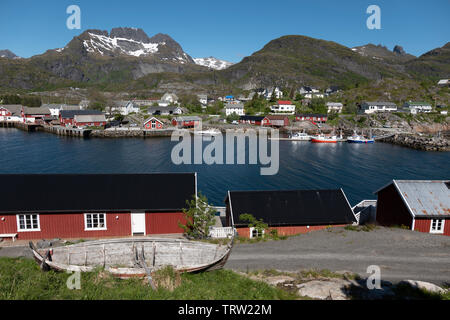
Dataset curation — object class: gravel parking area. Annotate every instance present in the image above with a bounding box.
[225,226,450,285]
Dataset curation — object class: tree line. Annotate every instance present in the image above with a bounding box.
[0,94,42,108]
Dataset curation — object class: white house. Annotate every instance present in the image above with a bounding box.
[270,100,295,114]
[326,102,343,113]
[264,87,282,100]
[160,93,179,105]
[197,94,208,105]
[111,101,140,116]
[225,103,245,116]
[359,101,397,114]
[437,79,449,86]
[45,104,81,117]
[402,101,432,114]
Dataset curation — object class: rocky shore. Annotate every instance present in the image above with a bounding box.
[89,128,174,138]
[379,133,450,151]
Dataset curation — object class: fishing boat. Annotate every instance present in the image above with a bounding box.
[347,130,375,143]
[288,131,311,141]
[29,237,233,278]
[311,134,337,143]
[193,129,221,136]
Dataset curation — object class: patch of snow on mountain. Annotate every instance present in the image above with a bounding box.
[193,57,234,70]
[84,32,161,56]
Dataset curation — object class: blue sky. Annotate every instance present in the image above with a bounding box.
[0,0,449,62]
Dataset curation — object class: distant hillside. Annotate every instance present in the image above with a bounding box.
[405,42,450,79]
[219,35,406,90]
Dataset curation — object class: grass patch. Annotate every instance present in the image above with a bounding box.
[0,257,297,300]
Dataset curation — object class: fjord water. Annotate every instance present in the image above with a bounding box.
[1,128,449,206]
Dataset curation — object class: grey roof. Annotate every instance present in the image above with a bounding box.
[175,116,201,121]
[363,101,397,106]
[74,114,106,123]
[225,103,244,109]
[376,180,450,218]
[23,106,50,115]
[147,106,182,114]
[0,104,22,116]
[326,102,343,107]
[60,110,104,119]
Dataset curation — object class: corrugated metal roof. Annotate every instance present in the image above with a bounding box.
[393,180,450,217]
[74,114,106,123]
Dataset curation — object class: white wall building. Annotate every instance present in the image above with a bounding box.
[270,101,295,114]
[359,101,397,114]
[225,103,245,116]
[402,102,432,114]
[326,102,343,113]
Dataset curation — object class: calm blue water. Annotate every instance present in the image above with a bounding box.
[1,128,449,206]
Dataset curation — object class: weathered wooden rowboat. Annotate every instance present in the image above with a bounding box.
[29,237,233,278]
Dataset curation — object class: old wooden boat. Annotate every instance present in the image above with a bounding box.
[29,237,233,278]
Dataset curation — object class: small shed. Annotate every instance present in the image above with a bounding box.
[262,115,290,127]
[375,180,450,235]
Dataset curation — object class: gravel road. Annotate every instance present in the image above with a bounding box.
[225,227,450,285]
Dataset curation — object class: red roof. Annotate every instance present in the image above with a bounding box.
[277,100,292,105]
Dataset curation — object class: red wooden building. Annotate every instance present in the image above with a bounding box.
[262,115,290,127]
[0,105,22,122]
[73,114,107,127]
[172,116,201,128]
[239,115,265,126]
[295,113,328,123]
[22,107,51,123]
[375,180,449,236]
[225,189,356,238]
[143,117,164,130]
[0,173,197,240]
[60,110,105,127]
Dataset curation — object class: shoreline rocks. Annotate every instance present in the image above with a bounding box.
[379,133,450,151]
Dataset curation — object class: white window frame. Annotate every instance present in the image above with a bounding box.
[249,227,265,239]
[430,219,444,234]
[84,213,107,231]
[16,214,41,232]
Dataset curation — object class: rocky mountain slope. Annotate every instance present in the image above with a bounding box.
[0,49,19,59]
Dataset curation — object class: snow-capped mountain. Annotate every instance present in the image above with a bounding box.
[194,56,234,70]
[58,28,194,64]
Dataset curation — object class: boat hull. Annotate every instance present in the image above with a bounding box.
[30,237,233,278]
[311,139,337,143]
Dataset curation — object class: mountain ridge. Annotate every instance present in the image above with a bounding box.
[0,29,448,91]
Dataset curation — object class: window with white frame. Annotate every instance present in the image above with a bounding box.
[84,213,107,230]
[249,227,265,239]
[16,214,40,231]
[430,219,444,234]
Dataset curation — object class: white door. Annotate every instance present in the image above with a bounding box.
[131,213,146,235]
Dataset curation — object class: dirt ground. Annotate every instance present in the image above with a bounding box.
[225,226,450,285]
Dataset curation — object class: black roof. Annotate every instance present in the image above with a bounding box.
[226,189,356,227]
[239,115,265,121]
[0,173,196,214]
[60,110,104,119]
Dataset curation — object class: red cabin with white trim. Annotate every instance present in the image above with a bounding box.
[0,173,197,240]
